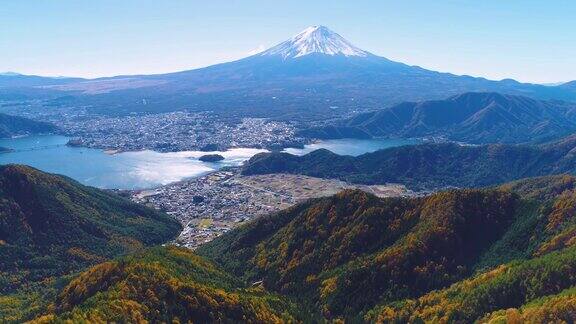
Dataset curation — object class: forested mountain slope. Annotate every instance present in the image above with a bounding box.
[5,172,576,322]
[31,246,299,323]
[0,113,57,138]
[0,164,181,296]
[198,175,576,321]
[243,134,576,190]
[303,92,576,144]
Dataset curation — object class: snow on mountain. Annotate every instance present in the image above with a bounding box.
[259,25,370,59]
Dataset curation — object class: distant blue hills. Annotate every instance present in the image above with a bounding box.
[1,26,575,120]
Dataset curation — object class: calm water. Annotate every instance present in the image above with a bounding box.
[283,138,420,156]
[0,135,419,189]
[0,135,266,189]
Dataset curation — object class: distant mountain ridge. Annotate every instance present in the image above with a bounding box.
[2,26,575,119]
[0,73,83,88]
[302,92,576,144]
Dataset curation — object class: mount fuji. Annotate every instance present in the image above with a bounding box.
[7,26,576,119]
[259,25,370,59]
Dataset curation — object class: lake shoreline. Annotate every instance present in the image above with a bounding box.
[0,135,424,190]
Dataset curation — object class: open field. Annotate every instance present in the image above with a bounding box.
[234,173,408,201]
[131,169,411,248]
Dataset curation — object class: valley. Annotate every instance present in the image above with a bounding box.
[130,168,410,248]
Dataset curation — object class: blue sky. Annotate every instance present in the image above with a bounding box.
[1,0,574,83]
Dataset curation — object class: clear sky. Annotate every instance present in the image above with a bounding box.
[1,0,574,83]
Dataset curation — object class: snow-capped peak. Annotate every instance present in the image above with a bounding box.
[259,25,370,59]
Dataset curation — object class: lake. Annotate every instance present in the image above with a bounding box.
[283,138,420,156]
[0,135,420,189]
[0,135,266,189]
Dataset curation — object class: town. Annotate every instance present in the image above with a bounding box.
[130,168,411,248]
[0,100,309,152]
[59,112,308,152]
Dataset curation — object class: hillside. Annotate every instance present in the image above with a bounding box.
[198,175,576,321]
[368,246,576,323]
[0,113,57,138]
[368,177,576,322]
[0,164,181,294]
[242,134,576,190]
[4,174,576,322]
[198,189,520,318]
[302,92,576,144]
[31,246,299,323]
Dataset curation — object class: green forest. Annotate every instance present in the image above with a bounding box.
[3,165,576,322]
[241,135,576,190]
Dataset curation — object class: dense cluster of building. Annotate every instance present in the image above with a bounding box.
[58,112,306,152]
[130,168,291,248]
[130,168,410,248]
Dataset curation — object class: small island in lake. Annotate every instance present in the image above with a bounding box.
[66,139,83,147]
[198,154,225,162]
